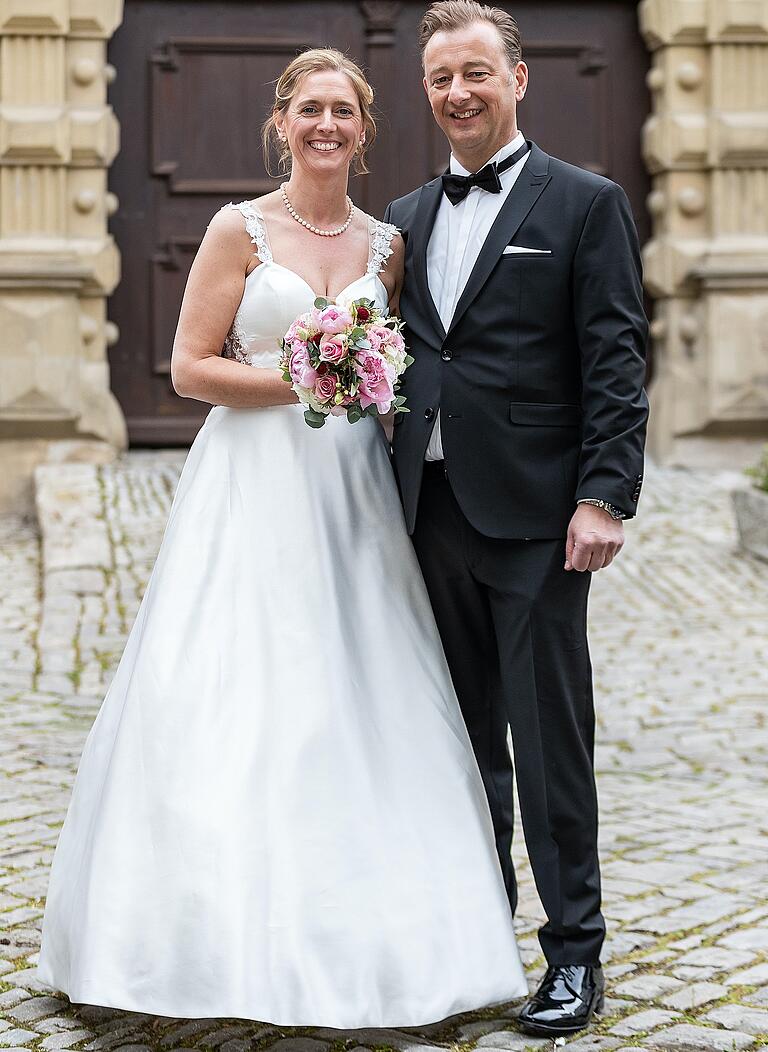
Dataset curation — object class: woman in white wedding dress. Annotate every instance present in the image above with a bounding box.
[37,48,527,1028]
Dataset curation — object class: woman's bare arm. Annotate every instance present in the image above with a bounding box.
[170,207,298,408]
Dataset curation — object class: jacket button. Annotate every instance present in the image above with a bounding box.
[424,407,435,422]
[441,348,452,361]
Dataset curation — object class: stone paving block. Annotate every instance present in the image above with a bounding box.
[720,929,768,952]
[37,1018,97,1034]
[7,995,68,1022]
[640,1023,756,1049]
[216,1041,251,1052]
[34,465,111,574]
[45,571,106,597]
[454,1021,519,1041]
[39,1031,96,1049]
[472,1035,550,1051]
[0,905,43,927]
[0,1030,41,1047]
[744,987,768,1007]
[265,1042,330,1052]
[659,982,727,1010]
[156,1020,220,1046]
[0,989,33,1009]
[3,968,58,993]
[669,964,718,981]
[192,1027,252,1048]
[726,963,768,987]
[601,997,634,1014]
[558,1037,622,1050]
[609,1010,681,1036]
[705,1004,768,1035]
[82,1028,143,1050]
[613,975,685,1000]
[676,947,756,969]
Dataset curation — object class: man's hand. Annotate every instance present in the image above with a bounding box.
[565,503,624,572]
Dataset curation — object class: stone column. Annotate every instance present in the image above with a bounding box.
[0,0,125,510]
[640,0,768,463]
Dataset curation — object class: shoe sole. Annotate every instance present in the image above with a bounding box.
[516,995,604,1038]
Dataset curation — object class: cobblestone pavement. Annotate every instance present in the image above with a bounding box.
[1,453,767,1052]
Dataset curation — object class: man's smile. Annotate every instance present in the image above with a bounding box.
[450,108,482,120]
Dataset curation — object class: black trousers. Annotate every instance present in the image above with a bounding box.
[412,463,605,965]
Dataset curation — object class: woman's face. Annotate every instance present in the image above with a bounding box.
[277,70,365,178]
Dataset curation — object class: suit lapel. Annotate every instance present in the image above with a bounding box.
[446,142,552,341]
[409,177,446,340]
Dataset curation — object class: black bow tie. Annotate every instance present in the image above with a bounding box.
[441,141,530,206]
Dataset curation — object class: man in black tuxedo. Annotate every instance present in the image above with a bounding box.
[384,0,648,1038]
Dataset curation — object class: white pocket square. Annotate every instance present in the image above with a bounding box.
[503,245,552,255]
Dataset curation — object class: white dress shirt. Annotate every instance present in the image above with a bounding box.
[425,131,529,462]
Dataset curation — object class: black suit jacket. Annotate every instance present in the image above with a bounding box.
[384,142,649,539]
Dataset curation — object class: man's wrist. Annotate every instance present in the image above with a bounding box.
[577,498,626,521]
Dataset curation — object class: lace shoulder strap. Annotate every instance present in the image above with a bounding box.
[226,200,272,263]
[367,216,399,275]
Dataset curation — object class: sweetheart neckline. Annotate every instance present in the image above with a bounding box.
[245,259,388,305]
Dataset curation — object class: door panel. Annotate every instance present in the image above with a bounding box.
[108,0,649,445]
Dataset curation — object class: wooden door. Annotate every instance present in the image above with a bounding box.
[108,0,650,445]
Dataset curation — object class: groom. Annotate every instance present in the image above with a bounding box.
[385,0,648,1038]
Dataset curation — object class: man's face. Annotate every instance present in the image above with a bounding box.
[423,20,528,169]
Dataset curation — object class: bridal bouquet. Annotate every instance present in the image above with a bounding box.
[279,296,412,428]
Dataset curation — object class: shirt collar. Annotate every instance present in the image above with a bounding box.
[449,130,526,176]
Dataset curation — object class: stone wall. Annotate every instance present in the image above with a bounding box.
[0,0,125,511]
[640,0,768,462]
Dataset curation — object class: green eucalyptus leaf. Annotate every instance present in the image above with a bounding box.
[304,409,326,429]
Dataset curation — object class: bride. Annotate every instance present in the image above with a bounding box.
[37,48,527,1028]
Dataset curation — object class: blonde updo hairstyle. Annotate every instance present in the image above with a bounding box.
[262,48,377,176]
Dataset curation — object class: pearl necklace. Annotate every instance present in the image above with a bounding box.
[280,183,354,237]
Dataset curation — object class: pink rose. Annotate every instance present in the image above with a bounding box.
[284,311,313,343]
[355,350,395,414]
[318,305,353,334]
[289,343,318,388]
[365,324,391,352]
[318,333,347,363]
[386,329,405,355]
[314,374,337,403]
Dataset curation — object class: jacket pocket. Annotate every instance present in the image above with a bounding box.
[509,401,581,427]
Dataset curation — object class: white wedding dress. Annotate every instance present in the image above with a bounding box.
[37,202,527,1028]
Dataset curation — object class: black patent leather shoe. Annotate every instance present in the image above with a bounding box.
[517,964,604,1037]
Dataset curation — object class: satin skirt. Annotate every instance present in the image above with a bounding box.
[37,403,527,1027]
